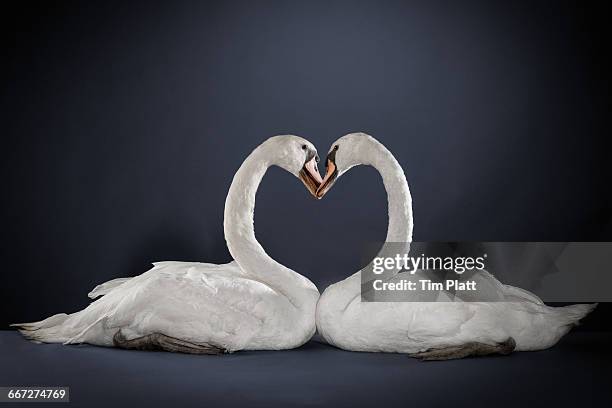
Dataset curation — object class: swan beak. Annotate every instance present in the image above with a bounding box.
[315,157,337,199]
[299,155,323,198]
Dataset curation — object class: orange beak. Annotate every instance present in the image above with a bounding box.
[299,156,323,198]
[315,157,337,199]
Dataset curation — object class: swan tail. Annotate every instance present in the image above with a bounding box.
[12,313,109,345]
[555,303,597,327]
[11,313,72,344]
[88,277,132,299]
[11,305,112,345]
[516,303,598,351]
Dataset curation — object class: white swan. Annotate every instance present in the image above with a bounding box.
[14,135,323,353]
[315,132,596,360]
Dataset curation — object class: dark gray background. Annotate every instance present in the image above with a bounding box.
[2,0,610,329]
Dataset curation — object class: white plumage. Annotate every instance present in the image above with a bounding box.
[14,135,321,352]
[316,133,595,357]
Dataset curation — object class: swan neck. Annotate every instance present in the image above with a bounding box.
[223,147,315,309]
[224,148,273,272]
[370,148,413,243]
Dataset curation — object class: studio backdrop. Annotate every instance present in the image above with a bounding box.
[2,0,610,328]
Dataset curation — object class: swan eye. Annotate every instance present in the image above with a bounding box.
[301,145,307,150]
[334,145,339,151]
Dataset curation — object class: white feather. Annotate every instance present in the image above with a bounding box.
[14,136,320,352]
[316,133,595,354]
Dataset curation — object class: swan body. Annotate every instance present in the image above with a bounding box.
[315,133,595,356]
[15,135,322,352]
[317,271,595,354]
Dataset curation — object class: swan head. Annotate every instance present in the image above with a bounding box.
[261,135,323,198]
[316,132,380,198]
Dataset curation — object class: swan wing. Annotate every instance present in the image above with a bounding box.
[88,278,132,299]
[16,261,290,351]
[72,262,284,350]
[460,269,545,304]
[86,261,242,299]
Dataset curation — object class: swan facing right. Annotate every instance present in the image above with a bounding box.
[13,135,323,354]
[315,132,596,360]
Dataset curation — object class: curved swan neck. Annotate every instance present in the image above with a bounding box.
[366,142,414,243]
[224,147,268,252]
[223,145,314,308]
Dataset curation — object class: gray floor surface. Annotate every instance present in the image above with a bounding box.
[1,331,610,407]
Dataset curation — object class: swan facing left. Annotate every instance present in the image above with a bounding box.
[315,133,595,360]
[13,135,323,354]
